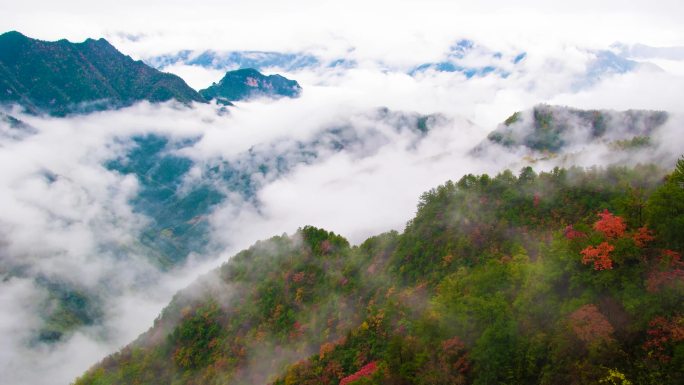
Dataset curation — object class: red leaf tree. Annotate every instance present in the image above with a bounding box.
[593,209,626,238]
[646,250,684,292]
[568,304,614,344]
[339,361,379,385]
[643,315,684,362]
[581,242,615,270]
[633,226,655,248]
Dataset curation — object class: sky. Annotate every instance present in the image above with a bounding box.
[3,0,684,61]
[1,1,684,385]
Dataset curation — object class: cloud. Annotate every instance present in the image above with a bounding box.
[214,118,492,245]
[2,1,683,62]
[157,63,227,90]
[551,68,684,112]
[1,12,684,384]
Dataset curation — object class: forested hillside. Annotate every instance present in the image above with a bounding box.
[76,160,684,385]
[0,31,205,115]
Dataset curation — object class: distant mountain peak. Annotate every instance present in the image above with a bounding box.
[0,30,27,39]
[232,67,261,76]
[83,37,113,46]
[199,67,301,103]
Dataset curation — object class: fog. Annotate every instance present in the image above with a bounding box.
[1,2,684,384]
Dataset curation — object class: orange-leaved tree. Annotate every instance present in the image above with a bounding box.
[593,209,626,239]
[578,210,655,271]
[581,242,615,270]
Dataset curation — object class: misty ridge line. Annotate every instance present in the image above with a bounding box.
[0,31,304,118]
[2,30,669,119]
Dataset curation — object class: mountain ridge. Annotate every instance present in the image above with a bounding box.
[480,104,668,153]
[0,31,206,115]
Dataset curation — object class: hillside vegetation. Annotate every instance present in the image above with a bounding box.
[76,160,684,385]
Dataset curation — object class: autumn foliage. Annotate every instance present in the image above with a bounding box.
[339,361,378,385]
[579,211,651,271]
[646,250,684,292]
[75,165,684,385]
[633,226,655,248]
[440,337,470,376]
[581,242,615,270]
[568,304,614,344]
[643,315,684,362]
[564,225,586,240]
[593,209,626,238]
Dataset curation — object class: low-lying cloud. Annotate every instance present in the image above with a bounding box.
[0,32,683,385]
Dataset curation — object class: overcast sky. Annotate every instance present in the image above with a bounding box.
[3,0,684,61]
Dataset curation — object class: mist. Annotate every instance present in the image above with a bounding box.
[1,9,684,384]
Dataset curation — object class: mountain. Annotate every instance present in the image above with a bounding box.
[482,105,668,153]
[0,31,205,115]
[199,68,301,103]
[147,50,321,72]
[75,161,684,385]
[410,39,518,78]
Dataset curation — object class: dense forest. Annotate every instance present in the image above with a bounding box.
[75,159,684,385]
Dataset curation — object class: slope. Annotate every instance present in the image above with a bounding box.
[75,161,684,385]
